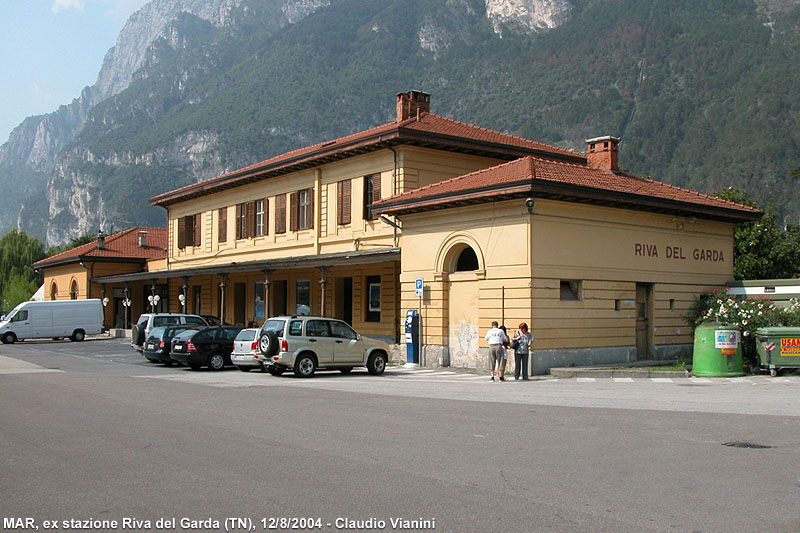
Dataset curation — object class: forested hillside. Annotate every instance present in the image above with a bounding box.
[9,0,800,243]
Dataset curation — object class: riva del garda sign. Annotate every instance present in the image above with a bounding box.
[634,243,725,262]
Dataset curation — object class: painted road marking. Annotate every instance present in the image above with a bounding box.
[577,377,596,382]
[613,377,634,382]
[650,378,673,383]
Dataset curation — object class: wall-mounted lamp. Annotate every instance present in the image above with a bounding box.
[178,293,186,305]
[378,215,401,230]
[525,197,535,215]
[102,297,109,307]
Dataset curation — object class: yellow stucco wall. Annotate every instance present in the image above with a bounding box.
[397,197,736,363]
[165,147,502,268]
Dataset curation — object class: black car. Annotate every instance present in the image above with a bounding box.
[142,325,201,365]
[169,326,243,370]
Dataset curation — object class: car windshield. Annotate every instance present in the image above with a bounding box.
[235,329,256,341]
[173,329,198,340]
[166,326,195,337]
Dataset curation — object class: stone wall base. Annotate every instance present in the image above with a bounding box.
[399,343,693,374]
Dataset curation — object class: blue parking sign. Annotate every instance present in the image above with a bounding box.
[415,278,423,297]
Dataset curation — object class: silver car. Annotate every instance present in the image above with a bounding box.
[257,315,389,378]
[231,328,262,372]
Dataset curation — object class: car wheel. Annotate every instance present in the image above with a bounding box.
[2,332,16,344]
[208,353,225,371]
[70,329,86,342]
[258,331,279,356]
[237,366,250,372]
[770,367,778,377]
[339,367,353,374]
[367,351,387,375]
[293,354,316,378]
[188,363,202,371]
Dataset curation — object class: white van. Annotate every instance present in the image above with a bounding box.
[0,299,105,343]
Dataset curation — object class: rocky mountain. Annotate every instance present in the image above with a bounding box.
[3,0,800,245]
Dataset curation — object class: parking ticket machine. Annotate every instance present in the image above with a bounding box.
[405,309,420,364]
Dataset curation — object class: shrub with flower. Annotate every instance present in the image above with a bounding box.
[687,291,800,366]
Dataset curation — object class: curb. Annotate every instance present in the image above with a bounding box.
[550,367,689,379]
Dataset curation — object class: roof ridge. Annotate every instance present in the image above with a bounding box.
[632,175,760,212]
[426,114,583,157]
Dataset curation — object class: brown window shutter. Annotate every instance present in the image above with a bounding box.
[218,208,227,243]
[235,204,243,239]
[338,180,351,225]
[193,214,202,246]
[371,174,381,203]
[308,188,314,230]
[245,201,255,238]
[276,194,286,234]
[290,192,299,232]
[177,217,186,249]
[264,198,269,235]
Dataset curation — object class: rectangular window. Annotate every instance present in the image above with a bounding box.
[337,179,351,225]
[255,199,265,237]
[275,194,287,234]
[365,275,381,322]
[291,188,314,231]
[236,203,246,239]
[218,207,227,243]
[178,215,198,250]
[295,279,310,315]
[560,280,581,301]
[363,174,381,221]
[254,281,265,320]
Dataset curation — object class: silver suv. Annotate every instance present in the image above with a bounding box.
[131,313,209,353]
[257,315,389,378]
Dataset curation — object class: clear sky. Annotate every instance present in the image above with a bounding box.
[0,0,150,144]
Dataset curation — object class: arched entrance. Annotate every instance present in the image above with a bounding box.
[70,279,79,300]
[438,236,484,368]
[50,282,58,300]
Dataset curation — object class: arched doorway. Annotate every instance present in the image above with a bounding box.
[70,280,79,300]
[439,237,484,368]
[50,282,58,301]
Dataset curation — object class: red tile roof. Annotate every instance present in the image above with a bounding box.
[373,157,761,222]
[33,227,167,269]
[150,112,585,206]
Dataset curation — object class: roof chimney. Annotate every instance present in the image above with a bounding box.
[586,136,620,171]
[396,90,430,122]
[97,230,106,250]
[138,230,148,247]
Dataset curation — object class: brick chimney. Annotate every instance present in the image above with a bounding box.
[586,136,620,171]
[396,90,430,121]
[96,230,106,250]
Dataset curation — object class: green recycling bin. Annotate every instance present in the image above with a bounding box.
[755,327,800,376]
[691,322,744,377]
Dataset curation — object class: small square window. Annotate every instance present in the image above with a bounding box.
[560,280,581,301]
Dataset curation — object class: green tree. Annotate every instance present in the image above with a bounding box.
[0,229,47,300]
[1,274,39,312]
[714,188,800,280]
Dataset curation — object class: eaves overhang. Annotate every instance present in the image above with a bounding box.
[33,255,148,271]
[374,179,762,224]
[91,248,401,284]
